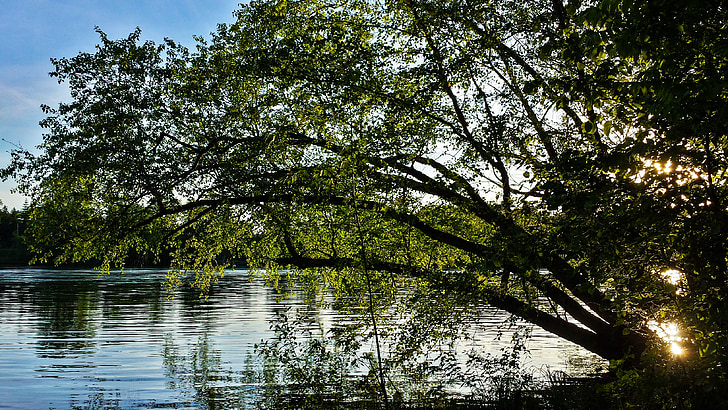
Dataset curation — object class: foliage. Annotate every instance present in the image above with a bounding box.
[254,305,540,408]
[4,0,728,404]
[254,310,365,404]
[0,204,30,265]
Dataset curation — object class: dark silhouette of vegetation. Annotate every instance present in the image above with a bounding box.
[0,204,30,265]
[0,204,176,267]
[3,0,728,406]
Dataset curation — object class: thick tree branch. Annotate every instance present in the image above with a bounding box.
[276,252,632,360]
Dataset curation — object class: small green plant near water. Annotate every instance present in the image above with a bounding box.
[254,310,366,406]
[159,321,715,410]
[251,306,621,409]
[457,325,539,406]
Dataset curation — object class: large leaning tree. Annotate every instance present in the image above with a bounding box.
[3,0,728,389]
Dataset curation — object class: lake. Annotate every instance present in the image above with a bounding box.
[0,268,601,409]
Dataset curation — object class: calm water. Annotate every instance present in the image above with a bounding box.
[0,268,598,409]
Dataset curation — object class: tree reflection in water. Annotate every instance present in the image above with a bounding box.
[160,324,374,408]
[163,333,259,409]
[32,278,99,356]
[0,269,602,408]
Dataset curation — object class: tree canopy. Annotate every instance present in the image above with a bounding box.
[4,0,728,404]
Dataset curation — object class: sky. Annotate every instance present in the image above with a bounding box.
[0,0,242,210]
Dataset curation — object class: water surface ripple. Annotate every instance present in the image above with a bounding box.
[0,268,597,409]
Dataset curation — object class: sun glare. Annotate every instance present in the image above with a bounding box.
[633,158,702,186]
[660,269,683,286]
[648,320,685,356]
[670,342,685,356]
[633,159,672,183]
[647,159,673,174]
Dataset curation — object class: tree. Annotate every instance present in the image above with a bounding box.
[3,0,728,399]
[0,203,30,265]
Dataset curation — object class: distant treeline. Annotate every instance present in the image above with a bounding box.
[0,206,30,266]
[0,205,165,268]
[0,206,243,269]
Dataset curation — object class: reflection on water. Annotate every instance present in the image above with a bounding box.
[0,268,600,409]
[163,334,261,409]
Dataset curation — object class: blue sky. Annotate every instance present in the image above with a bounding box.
[0,0,242,209]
